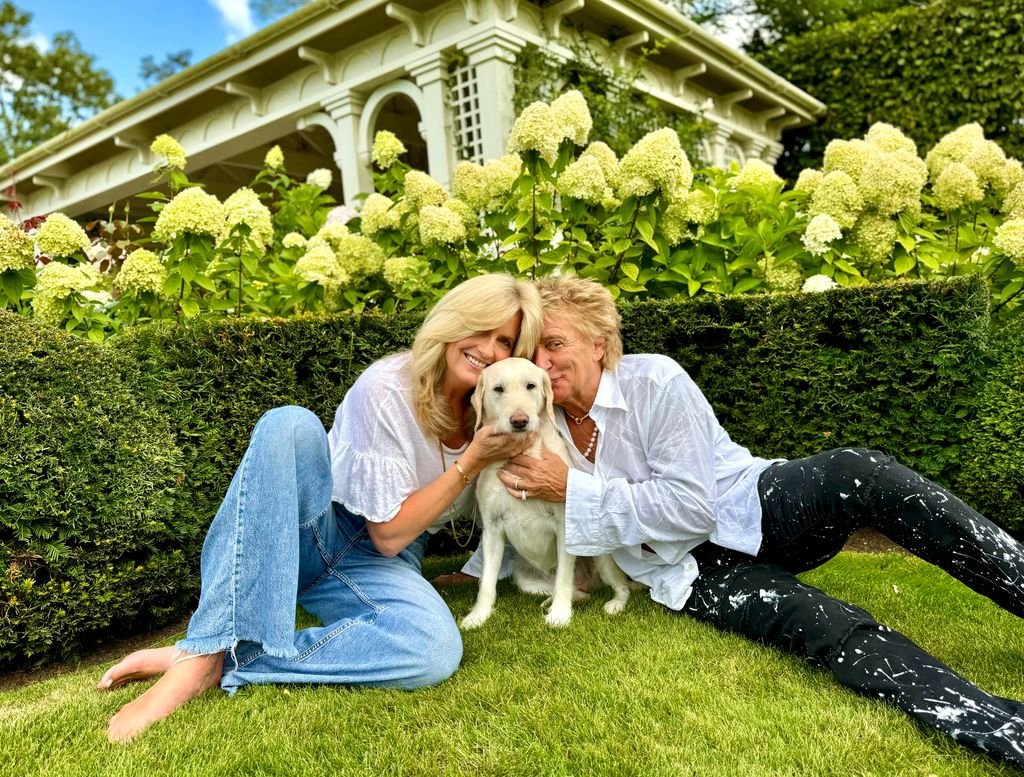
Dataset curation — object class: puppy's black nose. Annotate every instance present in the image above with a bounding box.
[510,415,528,431]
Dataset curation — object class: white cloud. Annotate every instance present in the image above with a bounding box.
[208,0,258,42]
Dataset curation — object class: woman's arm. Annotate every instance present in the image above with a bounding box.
[365,425,534,556]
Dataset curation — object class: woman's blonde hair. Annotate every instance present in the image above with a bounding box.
[535,275,622,370]
[411,273,543,440]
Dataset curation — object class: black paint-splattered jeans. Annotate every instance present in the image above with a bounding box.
[685,448,1024,767]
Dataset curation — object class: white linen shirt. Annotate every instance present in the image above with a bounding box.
[327,352,474,531]
[562,354,780,610]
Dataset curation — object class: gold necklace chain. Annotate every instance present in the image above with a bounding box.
[439,440,477,548]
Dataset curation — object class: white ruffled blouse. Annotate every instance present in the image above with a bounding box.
[327,352,474,531]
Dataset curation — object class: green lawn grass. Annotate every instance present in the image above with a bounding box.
[2,551,1022,776]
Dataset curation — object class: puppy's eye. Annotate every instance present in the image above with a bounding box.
[493,385,504,394]
[526,382,536,390]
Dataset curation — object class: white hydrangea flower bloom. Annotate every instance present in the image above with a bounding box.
[802,274,838,292]
[802,214,843,256]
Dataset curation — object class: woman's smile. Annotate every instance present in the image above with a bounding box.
[464,352,489,370]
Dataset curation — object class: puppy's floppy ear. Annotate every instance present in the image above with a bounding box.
[541,369,555,425]
[471,372,486,432]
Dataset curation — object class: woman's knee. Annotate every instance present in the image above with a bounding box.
[411,608,463,687]
[254,406,326,454]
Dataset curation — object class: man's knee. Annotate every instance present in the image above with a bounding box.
[816,447,892,484]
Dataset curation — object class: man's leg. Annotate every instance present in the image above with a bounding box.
[683,549,1024,767]
[758,448,1024,617]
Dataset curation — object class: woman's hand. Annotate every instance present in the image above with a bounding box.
[460,424,535,476]
[497,447,569,503]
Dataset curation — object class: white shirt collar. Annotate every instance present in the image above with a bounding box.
[591,367,627,417]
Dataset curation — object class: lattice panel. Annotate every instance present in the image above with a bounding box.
[450,62,484,163]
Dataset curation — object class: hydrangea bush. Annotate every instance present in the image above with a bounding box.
[3,93,1024,339]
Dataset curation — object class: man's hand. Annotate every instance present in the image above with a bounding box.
[497,447,569,502]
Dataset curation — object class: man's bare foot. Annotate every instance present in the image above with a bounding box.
[106,651,224,742]
[98,647,179,691]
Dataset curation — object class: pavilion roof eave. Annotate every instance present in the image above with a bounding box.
[1,0,826,192]
[0,0,354,186]
[595,0,826,120]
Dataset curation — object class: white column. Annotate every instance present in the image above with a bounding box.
[298,91,374,205]
[744,138,768,163]
[460,31,524,161]
[409,54,456,188]
[708,124,732,169]
[323,93,373,204]
[763,143,784,167]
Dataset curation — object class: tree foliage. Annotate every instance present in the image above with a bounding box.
[249,0,305,22]
[740,0,927,52]
[756,0,1024,179]
[139,49,193,89]
[0,2,118,165]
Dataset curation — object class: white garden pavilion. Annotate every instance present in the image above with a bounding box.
[0,0,825,219]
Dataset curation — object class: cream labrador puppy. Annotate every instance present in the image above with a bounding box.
[462,357,630,628]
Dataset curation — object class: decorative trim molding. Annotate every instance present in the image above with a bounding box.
[498,0,519,22]
[32,174,67,199]
[769,115,803,132]
[297,46,339,85]
[113,134,152,165]
[386,3,426,47]
[459,0,480,23]
[672,63,706,95]
[755,106,786,131]
[544,0,584,39]
[614,30,649,69]
[217,81,268,116]
[718,88,753,118]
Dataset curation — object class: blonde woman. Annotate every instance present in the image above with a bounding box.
[99,273,543,742]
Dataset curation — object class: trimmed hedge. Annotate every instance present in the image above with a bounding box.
[757,0,1024,178]
[623,276,991,483]
[0,313,190,664]
[955,318,1024,533]
[0,276,1009,666]
[110,312,425,553]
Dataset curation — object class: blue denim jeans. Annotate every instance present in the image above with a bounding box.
[176,406,463,694]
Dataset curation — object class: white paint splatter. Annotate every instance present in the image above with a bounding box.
[728,592,751,608]
[933,706,965,722]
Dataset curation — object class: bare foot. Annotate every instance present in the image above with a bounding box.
[98,646,178,691]
[106,651,224,742]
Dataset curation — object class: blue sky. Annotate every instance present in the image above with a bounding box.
[25,1,286,97]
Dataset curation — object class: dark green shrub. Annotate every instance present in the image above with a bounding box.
[622,276,991,484]
[757,0,1024,178]
[110,312,425,556]
[954,319,1024,533]
[0,312,189,664]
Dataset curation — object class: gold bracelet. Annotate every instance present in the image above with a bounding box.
[453,460,472,487]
